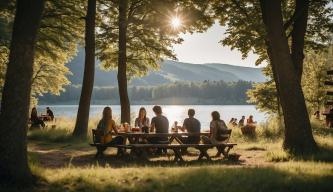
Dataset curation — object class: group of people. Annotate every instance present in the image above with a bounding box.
[229,115,257,128]
[95,105,230,157]
[30,107,54,129]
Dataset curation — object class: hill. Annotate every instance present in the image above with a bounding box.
[67,50,266,87]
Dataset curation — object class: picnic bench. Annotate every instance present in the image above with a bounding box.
[28,114,55,130]
[90,129,237,162]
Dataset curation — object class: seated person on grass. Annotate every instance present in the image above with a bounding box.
[246,115,257,128]
[178,109,201,144]
[241,115,257,135]
[95,107,124,158]
[30,107,45,129]
[148,105,169,154]
[238,116,245,127]
[46,107,54,121]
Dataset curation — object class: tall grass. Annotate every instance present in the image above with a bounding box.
[27,162,333,192]
[28,116,100,142]
[228,116,284,143]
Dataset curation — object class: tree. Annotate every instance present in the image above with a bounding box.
[214,0,332,153]
[302,50,331,112]
[97,0,213,123]
[73,0,96,138]
[248,49,332,116]
[117,0,130,123]
[259,0,317,153]
[247,80,279,115]
[0,0,85,103]
[0,0,45,185]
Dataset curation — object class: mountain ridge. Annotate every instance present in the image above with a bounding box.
[67,50,266,87]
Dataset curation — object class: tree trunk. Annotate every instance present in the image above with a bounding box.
[259,0,317,153]
[265,39,282,119]
[0,0,44,185]
[117,0,131,123]
[73,0,96,138]
[291,0,309,83]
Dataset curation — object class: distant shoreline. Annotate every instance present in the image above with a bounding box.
[38,101,252,106]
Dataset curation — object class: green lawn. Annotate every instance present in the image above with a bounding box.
[2,118,333,192]
[31,162,332,192]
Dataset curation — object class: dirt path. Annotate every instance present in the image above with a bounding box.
[28,141,273,169]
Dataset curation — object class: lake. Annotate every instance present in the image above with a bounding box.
[37,105,267,130]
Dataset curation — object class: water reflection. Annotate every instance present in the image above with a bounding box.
[37,105,267,130]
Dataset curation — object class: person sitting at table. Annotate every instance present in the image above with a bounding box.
[148,105,169,154]
[135,107,150,133]
[46,107,54,121]
[30,107,45,129]
[95,106,124,158]
[202,111,228,144]
[179,109,201,144]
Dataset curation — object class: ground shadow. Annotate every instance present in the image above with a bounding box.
[20,164,333,192]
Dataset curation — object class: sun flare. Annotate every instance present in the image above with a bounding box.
[170,17,182,29]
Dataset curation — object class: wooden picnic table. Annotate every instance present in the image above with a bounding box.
[90,129,236,162]
[117,132,214,144]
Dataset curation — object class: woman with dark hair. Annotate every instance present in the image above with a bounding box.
[135,107,150,133]
[30,107,45,129]
[202,111,228,144]
[95,107,124,157]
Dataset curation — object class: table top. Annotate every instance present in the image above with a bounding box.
[117,132,211,137]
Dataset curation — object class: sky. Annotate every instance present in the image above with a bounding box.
[172,22,263,68]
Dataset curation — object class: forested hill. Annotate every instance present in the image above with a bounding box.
[68,50,266,87]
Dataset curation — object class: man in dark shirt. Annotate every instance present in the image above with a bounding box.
[179,109,201,144]
[149,105,169,142]
[148,105,169,155]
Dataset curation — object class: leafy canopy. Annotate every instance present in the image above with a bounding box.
[0,0,85,102]
[97,0,214,78]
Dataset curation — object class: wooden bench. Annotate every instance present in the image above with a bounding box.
[112,143,237,162]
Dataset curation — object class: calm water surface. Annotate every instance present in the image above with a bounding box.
[37,105,267,130]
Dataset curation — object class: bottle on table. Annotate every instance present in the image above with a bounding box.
[174,121,178,133]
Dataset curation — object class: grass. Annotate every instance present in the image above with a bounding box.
[28,162,333,192]
[3,116,331,192]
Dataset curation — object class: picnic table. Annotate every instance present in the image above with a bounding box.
[90,130,237,162]
[117,132,212,144]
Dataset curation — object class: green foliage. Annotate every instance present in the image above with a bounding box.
[247,79,279,114]
[248,48,332,114]
[0,0,85,102]
[302,50,331,111]
[96,0,213,78]
[213,0,333,66]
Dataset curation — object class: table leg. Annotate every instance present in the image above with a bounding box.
[222,146,233,157]
[174,136,183,144]
[169,136,175,143]
[215,146,226,157]
[173,148,184,162]
[198,148,211,160]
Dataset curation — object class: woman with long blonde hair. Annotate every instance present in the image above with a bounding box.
[95,107,124,157]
